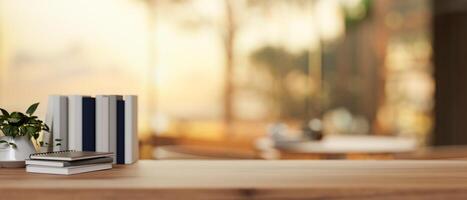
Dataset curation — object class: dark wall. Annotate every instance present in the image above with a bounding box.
[433,0,467,145]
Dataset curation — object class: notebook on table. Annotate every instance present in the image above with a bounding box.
[29,150,114,161]
[26,163,112,175]
[26,157,113,167]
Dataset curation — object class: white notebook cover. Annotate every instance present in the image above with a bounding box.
[26,163,112,175]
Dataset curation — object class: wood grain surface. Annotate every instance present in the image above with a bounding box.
[2,160,467,199]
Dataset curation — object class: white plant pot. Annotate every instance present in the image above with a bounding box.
[0,136,37,168]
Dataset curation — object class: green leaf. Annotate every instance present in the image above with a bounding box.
[10,112,22,118]
[0,108,9,117]
[32,133,40,140]
[19,126,27,136]
[7,118,20,124]
[2,125,19,137]
[27,116,39,124]
[25,126,36,135]
[0,128,7,136]
[8,142,17,148]
[8,112,25,125]
[2,124,13,136]
[0,140,16,148]
[26,103,39,116]
[43,124,50,132]
[11,127,19,136]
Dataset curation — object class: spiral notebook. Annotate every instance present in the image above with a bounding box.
[30,150,114,161]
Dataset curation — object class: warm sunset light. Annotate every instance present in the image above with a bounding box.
[0,0,434,159]
[3,1,467,199]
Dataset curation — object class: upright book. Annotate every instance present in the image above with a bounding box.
[124,95,138,164]
[95,95,121,163]
[95,95,109,152]
[109,96,121,163]
[41,95,55,152]
[116,98,125,164]
[68,95,96,151]
[51,96,68,151]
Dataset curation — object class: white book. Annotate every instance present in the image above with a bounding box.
[109,96,122,163]
[26,163,112,175]
[95,95,107,152]
[95,95,121,163]
[52,96,68,151]
[124,95,138,164]
[68,95,84,151]
[41,96,55,152]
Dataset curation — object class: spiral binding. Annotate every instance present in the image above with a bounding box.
[30,150,77,157]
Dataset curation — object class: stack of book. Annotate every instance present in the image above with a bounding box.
[26,151,114,175]
[43,95,138,164]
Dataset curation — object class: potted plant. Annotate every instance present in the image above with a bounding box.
[0,103,49,167]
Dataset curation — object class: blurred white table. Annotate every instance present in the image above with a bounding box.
[274,135,417,154]
[254,135,418,159]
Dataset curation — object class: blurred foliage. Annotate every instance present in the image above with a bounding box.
[250,46,310,119]
[251,46,308,75]
[342,0,373,29]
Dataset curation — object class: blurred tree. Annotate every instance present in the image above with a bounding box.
[144,0,158,132]
[139,0,314,126]
[250,46,310,119]
[223,0,236,125]
[143,0,238,126]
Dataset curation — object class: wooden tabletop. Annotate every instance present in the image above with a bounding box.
[2,160,467,199]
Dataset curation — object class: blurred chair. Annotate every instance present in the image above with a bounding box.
[256,135,418,160]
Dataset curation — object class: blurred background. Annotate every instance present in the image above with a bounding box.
[0,0,464,160]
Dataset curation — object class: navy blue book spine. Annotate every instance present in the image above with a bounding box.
[82,97,96,151]
[116,99,125,164]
